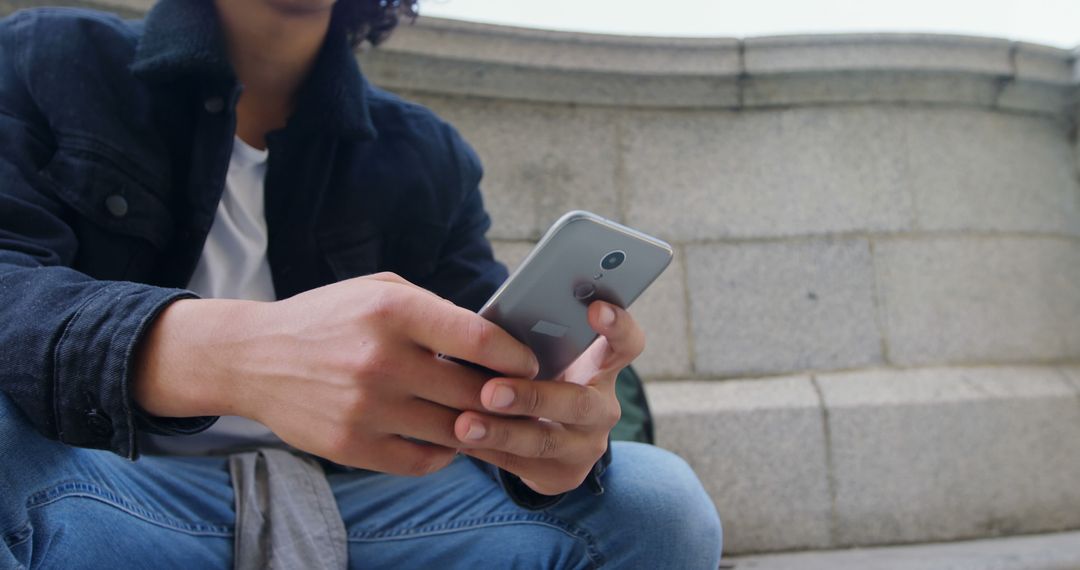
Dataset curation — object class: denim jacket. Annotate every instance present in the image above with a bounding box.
[0,0,606,508]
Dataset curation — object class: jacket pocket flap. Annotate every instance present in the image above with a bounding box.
[40,149,173,249]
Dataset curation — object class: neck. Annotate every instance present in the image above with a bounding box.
[214,0,333,149]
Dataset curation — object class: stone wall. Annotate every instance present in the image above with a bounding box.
[11,1,1080,556]
[363,19,1080,554]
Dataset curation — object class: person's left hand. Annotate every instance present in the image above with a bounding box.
[454,300,645,496]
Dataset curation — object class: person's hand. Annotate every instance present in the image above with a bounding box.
[134,272,538,476]
[452,301,645,496]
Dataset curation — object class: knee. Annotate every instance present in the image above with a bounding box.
[598,442,722,568]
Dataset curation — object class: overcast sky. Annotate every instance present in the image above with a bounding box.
[421,0,1080,49]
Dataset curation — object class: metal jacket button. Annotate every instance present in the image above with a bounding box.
[105,194,128,218]
[204,96,225,113]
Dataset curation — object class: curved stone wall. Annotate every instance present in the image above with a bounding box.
[20,1,1080,556]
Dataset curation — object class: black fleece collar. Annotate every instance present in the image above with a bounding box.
[131,0,376,140]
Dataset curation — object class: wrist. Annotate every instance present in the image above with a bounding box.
[133,297,262,419]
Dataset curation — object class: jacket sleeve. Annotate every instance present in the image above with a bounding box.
[418,124,508,312]
[422,124,614,509]
[0,15,210,459]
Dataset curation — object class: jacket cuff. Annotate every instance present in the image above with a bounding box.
[475,437,614,510]
[52,283,199,459]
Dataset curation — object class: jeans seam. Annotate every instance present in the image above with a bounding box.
[347,513,605,567]
[26,481,233,537]
[2,520,31,549]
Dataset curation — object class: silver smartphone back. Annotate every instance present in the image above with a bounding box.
[479,211,673,380]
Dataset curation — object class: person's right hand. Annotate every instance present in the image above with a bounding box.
[134,272,539,476]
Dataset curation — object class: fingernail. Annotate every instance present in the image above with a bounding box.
[490,385,515,409]
[465,421,486,441]
[599,304,616,327]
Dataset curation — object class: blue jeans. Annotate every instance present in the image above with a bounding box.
[0,395,722,569]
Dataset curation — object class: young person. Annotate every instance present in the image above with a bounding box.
[0,0,722,567]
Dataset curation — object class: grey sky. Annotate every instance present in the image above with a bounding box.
[421,0,1080,49]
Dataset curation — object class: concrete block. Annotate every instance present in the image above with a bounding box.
[409,96,620,240]
[380,17,742,76]
[1076,125,1080,178]
[1059,367,1080,393]
[874,237,1080,366]
[88,0,151,11]
[744,34,1012,75]
[743,72,1001,109]
[1014,42,1075,85]
[621,108,917,241]
[363,52,741,108]
[904,110,1080,236]
[647,377,832,553]
[995,81,1074,116]
[687,239,882,376]
[627,249,691,378]
[728,529,1080,570]
[22,0,150,16]
[491,240,535,273]
[817,367,1080,547]
[364,18,742,108]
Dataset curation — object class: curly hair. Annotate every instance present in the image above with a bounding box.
[332,0,419,47]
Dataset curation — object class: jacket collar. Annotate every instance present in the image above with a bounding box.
[131,0,376,140]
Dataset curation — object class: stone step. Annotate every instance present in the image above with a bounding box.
[646,366,1080,554]
[726,530,1080,570]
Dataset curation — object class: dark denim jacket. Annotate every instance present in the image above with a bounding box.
[0,0,606,507]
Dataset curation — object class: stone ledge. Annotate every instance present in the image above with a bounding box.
[743,34,1013,75]
[365,19,1078,115]
[727,529,1080,570]
[372,16,742,76]
[648,366,1080,554]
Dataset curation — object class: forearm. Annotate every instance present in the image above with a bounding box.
[133,298,263,420]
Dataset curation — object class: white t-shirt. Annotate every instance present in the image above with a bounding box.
[149,136,283,455]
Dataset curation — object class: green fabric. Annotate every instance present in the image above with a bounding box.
[611,366,654,444]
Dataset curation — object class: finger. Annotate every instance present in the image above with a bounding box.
[587,301,645,371]
[363,437,458,477]
[454,411,596,462]
[460,448,588,497]
[403,295,539,379]
[367,272,443,300]
[375,397,464,449]
[407,350,489,412]
[478,376,619,428]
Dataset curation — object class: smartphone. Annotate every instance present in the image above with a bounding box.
[478,210,673,380]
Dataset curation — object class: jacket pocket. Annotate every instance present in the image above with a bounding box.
[40,148,173,249]
[39,148,174,280]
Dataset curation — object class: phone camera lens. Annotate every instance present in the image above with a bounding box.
[601,251,626,270]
